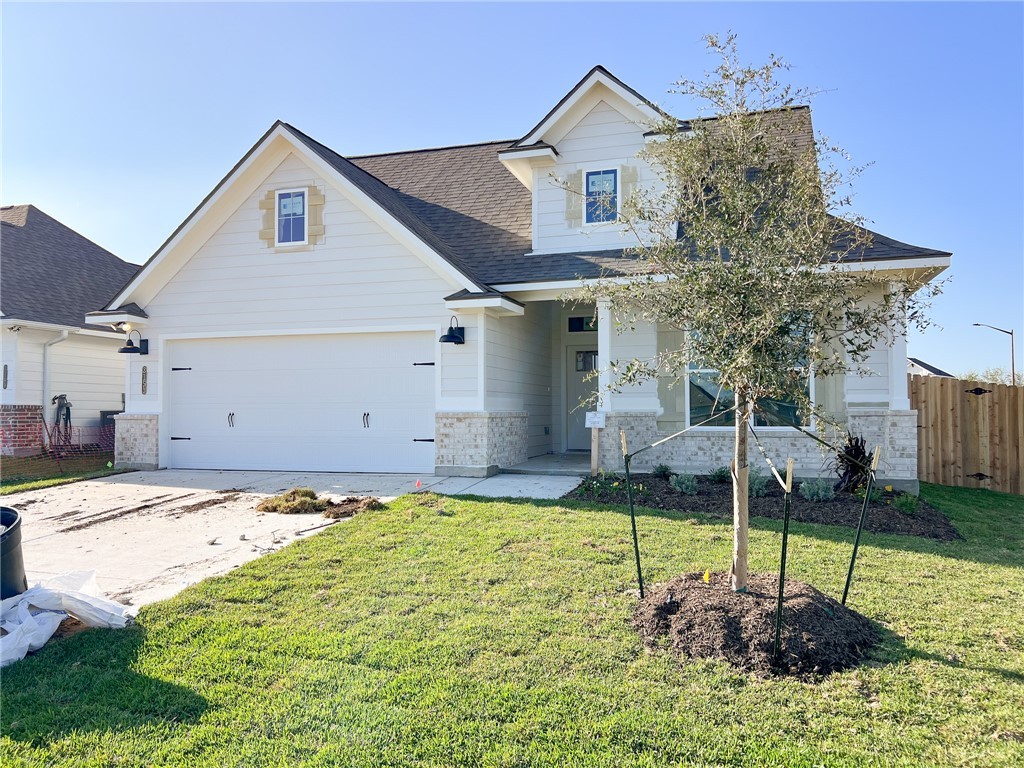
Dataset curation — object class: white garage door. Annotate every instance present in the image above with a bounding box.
[166,333,435,472]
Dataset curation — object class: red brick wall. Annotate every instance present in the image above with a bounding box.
[0,405,44,457]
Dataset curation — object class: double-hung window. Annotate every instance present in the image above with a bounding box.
[276,189,307,246]
[686,367,812,429]
[585,169,618,223]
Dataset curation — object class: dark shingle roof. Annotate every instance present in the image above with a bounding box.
[350,141,532,281]
[0,205,139,328]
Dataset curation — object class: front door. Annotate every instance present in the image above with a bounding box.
[566,347,598,450]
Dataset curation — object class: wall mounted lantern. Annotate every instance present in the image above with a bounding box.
[118,329,149,355]
[439,316,465,345]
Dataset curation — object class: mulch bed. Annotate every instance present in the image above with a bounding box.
[564,474,961,540]
[636,572,881,678]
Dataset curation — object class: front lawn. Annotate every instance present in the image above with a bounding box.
[0,452,127,494]
[2,484,1022,766]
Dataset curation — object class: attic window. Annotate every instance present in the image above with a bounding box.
[275,189,307,246]
[585,169,618,223]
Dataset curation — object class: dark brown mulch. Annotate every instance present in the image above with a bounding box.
[564,474,961,540]
[636,572,881,677]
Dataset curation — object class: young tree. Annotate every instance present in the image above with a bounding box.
[960,367,1022,386]
[577,34,941,591]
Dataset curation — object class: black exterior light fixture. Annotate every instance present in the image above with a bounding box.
[118,329,149,355]
[439,316,465,345]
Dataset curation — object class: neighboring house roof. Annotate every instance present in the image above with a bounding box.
[908,357,954,377]
[0,205,139,329]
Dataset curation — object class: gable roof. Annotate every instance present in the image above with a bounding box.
[0,205,139,329]
[509,65,665,149]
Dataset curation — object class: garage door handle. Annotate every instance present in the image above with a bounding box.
[362,412,369,428]
[228,412,235,427]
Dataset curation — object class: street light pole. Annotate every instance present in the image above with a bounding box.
[973,323,1016,385]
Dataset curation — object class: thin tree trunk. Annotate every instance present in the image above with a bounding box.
[732,389,749,592]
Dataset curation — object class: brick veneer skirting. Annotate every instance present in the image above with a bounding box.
[114,414,159,470]
[0,404,44,457]
[597,409,919,492]
[435,411,528,477]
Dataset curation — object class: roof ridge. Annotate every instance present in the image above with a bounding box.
[348,138,517,160]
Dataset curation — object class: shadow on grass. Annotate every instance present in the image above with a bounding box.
[1,624,207,745]
[442,484,1024,570]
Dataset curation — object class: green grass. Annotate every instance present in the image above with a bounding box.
[2,484,1022,766]
[0,453,130,494]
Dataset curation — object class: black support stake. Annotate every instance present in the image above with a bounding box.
[842,446,881,605]
[773,458,795,662]
[621,429,645,599]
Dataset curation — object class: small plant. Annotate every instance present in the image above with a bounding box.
[799,478,835,502]
[256,487,329,514]
[577,471,624,501]
[834,435,873,493]
[854,484,883,504]
[670,473,698,495]
[892,492,920,514]
[652,463,673,480]
[748,467,770,498]
[708,466,731,484]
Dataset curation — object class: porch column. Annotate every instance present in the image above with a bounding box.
[888,283,911,409]
[596,299,612,412]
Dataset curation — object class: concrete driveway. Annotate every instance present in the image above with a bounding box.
[4,469,580,608]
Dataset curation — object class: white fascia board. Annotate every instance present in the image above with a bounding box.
[444,296,525,316]
[833,256,951,275]
[2,319,123,340]
[519,72,662,147]
[496,147,558,162]
[84,312,150,329]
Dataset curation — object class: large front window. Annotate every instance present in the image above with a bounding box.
[657,327,814,430]
[585,169,618,223]
[275,189,307,246]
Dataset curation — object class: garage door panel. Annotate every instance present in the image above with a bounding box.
[167,333,435,472]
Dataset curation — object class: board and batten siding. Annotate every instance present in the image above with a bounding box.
[485,303,555,457]
[127,153,475,412]
[533,100,651,254]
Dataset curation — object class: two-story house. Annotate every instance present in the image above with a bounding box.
[88,67,949,488]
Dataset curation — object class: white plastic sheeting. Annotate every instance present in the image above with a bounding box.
[0,571,134,667]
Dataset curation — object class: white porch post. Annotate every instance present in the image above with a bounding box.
[597,299,612,412]
[889,284,911,409]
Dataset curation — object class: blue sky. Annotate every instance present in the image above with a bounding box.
[2,2,1021,376]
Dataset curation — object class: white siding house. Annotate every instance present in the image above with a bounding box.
[90,67,950,488]
[1,205,137,456]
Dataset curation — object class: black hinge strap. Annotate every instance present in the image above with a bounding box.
[413,438,435,443]
[171,367,192,371]
[170,436,191,440]
[412,362,435,366]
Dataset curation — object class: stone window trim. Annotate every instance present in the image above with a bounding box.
[258,185,326,249]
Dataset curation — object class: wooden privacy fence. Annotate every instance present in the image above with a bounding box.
[909,374,1023,495]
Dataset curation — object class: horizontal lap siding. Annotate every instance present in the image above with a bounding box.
[133,153,472,410]
[47,335,126,425]
[486,304,554,457]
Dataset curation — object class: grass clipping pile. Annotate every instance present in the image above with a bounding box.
[636,572,881,678]
[256,487,384,519]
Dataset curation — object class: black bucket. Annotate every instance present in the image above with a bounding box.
[1,506,28,599]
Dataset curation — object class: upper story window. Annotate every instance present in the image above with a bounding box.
[276,189,307,246]
[585,169,618,224]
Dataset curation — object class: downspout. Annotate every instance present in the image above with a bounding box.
[41,330,70,445]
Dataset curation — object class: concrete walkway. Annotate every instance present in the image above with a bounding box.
[4,469,580,608]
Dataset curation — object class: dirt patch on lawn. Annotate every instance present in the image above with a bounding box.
[564,474,961,540]
[322,496,385,519]
[636,572,881,678]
